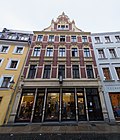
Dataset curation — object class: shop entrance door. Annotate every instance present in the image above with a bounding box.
[86,89,103,121]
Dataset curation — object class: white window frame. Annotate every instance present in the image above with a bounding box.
[13,46,24,54]
[0,58,4,67]
[0,75,14,88]
[6,59,20,70]
[59,47,66,57]
[46,47,53,57]
[0,45,10,54]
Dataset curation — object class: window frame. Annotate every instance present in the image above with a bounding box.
[115,67,120,80]
[71,36,77,42]
[37,35,43,42]
[48,35,54,42]
[105,36,111,43]
[6,59,20,70]
[98,49,105,58]
[13,46,24,54]
[60,35,65,42]
[27,64,37,79]
[84,48,91,57]
[33,47,41,56]
[0,45,10,53]
[95,37,101,43]
[72,65,80,79]
[86,65,94,79]
[82,36,88,43]
[46,47,53,57]
[59,48,66,57]
[43,65,51,79]
[115,36,120,42]
[58,65,65,79]
[71,48,78,57]
[102,67,111,80]
[109,48,117,58]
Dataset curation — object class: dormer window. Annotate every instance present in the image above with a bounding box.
[57,25,69,30]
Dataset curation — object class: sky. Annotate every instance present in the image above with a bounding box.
[0,0,120,33]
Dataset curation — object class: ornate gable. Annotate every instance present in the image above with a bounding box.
[43,12,82,32]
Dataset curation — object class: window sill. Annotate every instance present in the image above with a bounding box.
[110,57,120,59]
[98,58,108,60]
[0,87,10,90]
[105,42,113,44]
[13,53,23,55]
[103,80,115,82]
[0,52,8,54]
[95,42,103,44]
[5,68,17,70]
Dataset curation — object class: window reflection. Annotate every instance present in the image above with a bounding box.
[62,91,75,120]
[45,92,59,121]
[33,92,44,122]
[16,93,34,122]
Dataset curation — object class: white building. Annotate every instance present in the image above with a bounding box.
[91,32,120,122]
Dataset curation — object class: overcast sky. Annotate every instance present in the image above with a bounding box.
[0,0,120,33]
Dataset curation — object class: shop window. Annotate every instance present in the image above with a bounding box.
[86,65,94,78]
[109,93,120,120]
[59,48,65,57]
[62,89,76,120]
[27,65,37,79]
[71,48,78,57]
[84,48,90,57]
[43,65,51,79]
[16,92,35,122]
[72,65,80,78]
[102,68,111,80]
[33,47,40,56]
[58,65,65,78]
[115,67,120,79]
[45,89,60,121]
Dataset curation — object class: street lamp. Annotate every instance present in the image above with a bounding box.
[59,75,63,85]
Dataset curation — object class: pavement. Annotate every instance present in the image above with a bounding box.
[0,122,120,139]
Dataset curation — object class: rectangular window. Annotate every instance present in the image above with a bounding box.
[1,77,11,88]
[58,65,65,78]
[95,37,101,43]
[27,65,37,79]
[86,65,94,78]
[0,46,9,53]
[72,65,80,78]
[102,68,111,80]
[109,49,116,58]
[33,47,40,56]
[13,46,24,54]
[9,60,18,68]
[105,36,111,42]
[0,58,4,66]
[59,48,65,57]
[115,67,120,79]
[19,35,29,41]
[43,65,51,79]
[7,34,17,40]
[84,48,90,57]
[71,36,77,42]
[115,36,120,42]
[49,35,54,42]
[82,36,87,43]
[37,35,43,42]
[72,48,78,57]
[98,49,105,58]
[60,36,65,42]
[46,48,53,57]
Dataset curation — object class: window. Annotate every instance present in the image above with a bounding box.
[109,49,116,58]
[82,36,87,43]
[49,35,54,42]
[13,46,24,54]
[27,65,37,79]
[115,36,120,42]
[1,77,11,88]
[46,48,53,57]
[7,34,17,40]
[102,68,111,80]
[59,48,65,57]
[105,36,111,43]
[0,45,9,53]
[72,48,78,57]
[6,59,19,69]
[33,47,40,56]
[37,35,43,42]
[0,58,4,66]
[95,37,101,43]
[72,65,80,78]
[19,35,29,41]
[115,67,120,79]
[60,36,65,42]
[58,65,65,78]
[71,36,77,42]
[84,48,90,57]
[58,25,69,30]
[43,65,51,79]
[86,65,94,78]
[98,49,105,58]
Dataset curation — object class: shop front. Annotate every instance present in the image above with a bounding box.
[15,88,103,123]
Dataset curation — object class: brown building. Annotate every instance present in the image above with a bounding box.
[8,12,107,124]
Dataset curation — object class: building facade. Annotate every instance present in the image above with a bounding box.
[92,32,120,122]
[0,28,32,125]
[8,13,107,124]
